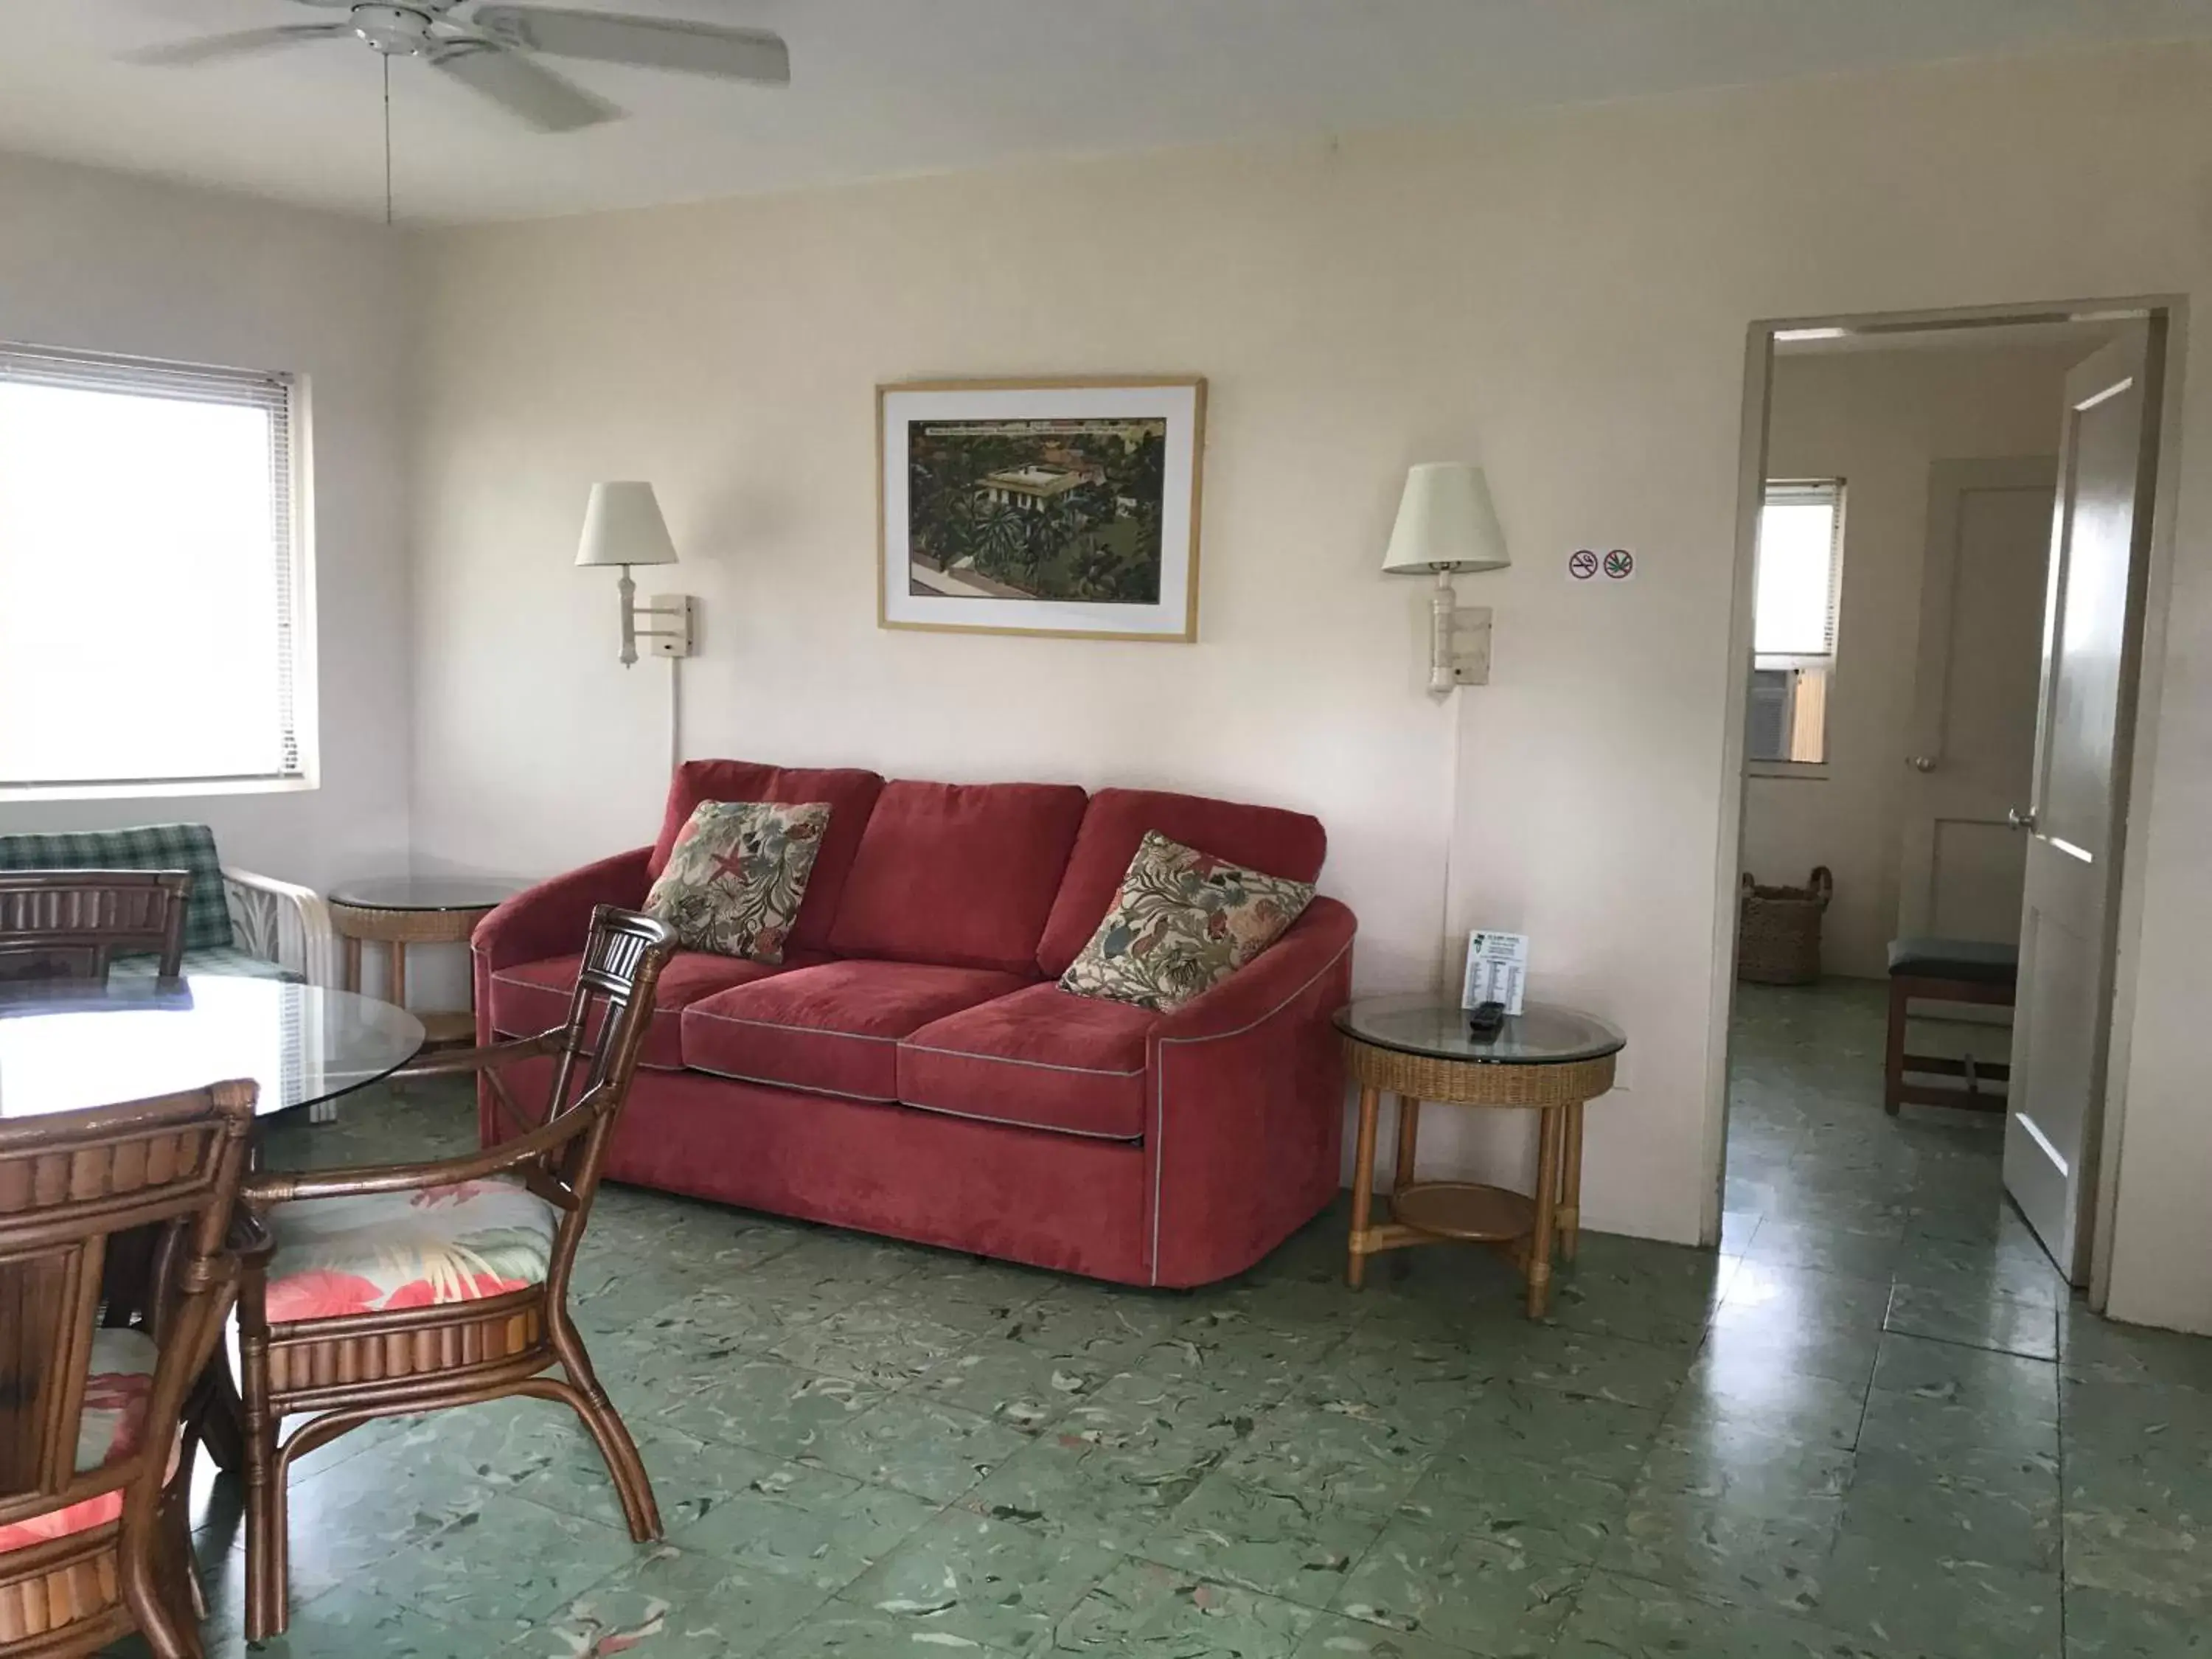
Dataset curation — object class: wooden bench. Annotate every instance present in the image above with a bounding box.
[1885,936,2017,1116]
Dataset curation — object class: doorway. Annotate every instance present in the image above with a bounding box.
[1717,304,2174,1317]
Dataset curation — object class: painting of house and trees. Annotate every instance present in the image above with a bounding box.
[878,378,1204,641]
[906,417,1167,602]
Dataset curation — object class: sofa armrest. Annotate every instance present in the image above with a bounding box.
[472,847,653,973]
[222,866,339,987]
[1152,897,1358,1045]
[1143,896,1357,1287]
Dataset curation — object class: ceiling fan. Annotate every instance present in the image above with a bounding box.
[125,1,790,133]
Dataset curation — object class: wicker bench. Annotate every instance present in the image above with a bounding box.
[1884,936,2017,1116]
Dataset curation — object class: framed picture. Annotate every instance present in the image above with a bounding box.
[877,376,1206,641]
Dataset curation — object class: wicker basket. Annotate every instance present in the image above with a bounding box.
[1738,866,1832,985]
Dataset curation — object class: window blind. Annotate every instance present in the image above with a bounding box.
[1754,479,1844,661]
[0,343,305,787]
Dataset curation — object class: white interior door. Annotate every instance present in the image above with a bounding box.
[1898,457,2057,945]
[2005,325,2163,1281]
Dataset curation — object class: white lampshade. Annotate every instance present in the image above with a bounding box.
[1382,462,1509,574]
[575,481,678,568]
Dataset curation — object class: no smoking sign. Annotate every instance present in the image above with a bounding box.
[1568,547,1636,583]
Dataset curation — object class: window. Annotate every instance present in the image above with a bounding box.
[1746,479,1844,766]
[0,344,307,791]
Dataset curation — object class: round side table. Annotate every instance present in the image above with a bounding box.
[327,875,524,1048]
[1335,995,1625,1318]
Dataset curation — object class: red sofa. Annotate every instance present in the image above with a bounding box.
[472,760,1356,1287]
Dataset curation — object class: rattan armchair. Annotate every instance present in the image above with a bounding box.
[231,905,677,1641]
[0,1079,257,1659]
[0,871,192,984]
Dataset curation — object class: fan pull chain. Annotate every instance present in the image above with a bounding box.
[382,52,394,226]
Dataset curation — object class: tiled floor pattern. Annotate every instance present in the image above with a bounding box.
[114,981,2211,1656]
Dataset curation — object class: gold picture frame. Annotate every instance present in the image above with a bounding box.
[877,375,1206,641]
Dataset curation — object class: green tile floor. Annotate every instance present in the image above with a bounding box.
[117,981,2212,1656]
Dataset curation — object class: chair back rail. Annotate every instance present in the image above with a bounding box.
[543,909,667,1121]
[0,871,192,985]
[0,1079,255,1655]
[540,907,673,1192]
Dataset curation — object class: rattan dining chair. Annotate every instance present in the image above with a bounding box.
[0,871,192,985]
[0,1079,257,1659]
[231,905,678,1640]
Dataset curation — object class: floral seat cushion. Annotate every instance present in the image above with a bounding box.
[265,1178,558,1323]
[0,1328,158,1554]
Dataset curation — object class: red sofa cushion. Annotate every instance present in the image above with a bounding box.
[649,760,886,952]
[1035,788,1328,977]
[487,948,816,1071]
[827,780,1088,974]
[899,983,1160,1141]
[682,959,1030,1102]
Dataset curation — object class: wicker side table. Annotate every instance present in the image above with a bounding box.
[327,875,523,1049]
[1335,996,1625,1319]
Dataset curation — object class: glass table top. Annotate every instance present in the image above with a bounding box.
[1334,995,1625,1065]
[0,975,425,1120]
[328,875,526,913]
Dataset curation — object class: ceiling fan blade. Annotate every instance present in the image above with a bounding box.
[430,44,621,131]
[467,6,790,84]
[122,23,349,67]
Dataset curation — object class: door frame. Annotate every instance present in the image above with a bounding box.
[1703,295,2190,1310]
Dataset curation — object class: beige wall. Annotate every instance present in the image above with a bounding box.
[409,44,2212,1330]
[1744,341,2084,978]
[0,152,414,891]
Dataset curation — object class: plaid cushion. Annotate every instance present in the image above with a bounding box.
[0,824,233,952]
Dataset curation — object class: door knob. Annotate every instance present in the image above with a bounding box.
[2008,807,2038,831]
[1908,755,1938,773]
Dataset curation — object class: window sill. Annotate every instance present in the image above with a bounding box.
[0,776,319,804]
[1747,760,1830,780]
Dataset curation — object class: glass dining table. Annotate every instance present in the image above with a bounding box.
[0,973,427,1472]
[0,973,425,1124]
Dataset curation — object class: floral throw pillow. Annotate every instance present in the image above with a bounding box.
[1060,830,1315,1013]
[642,799,832,963]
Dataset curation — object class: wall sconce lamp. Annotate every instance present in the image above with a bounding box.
[575,481,696,667]
[1382,462,1510,693]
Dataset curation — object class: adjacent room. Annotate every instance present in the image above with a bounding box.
[3,5,2211,1658]
[1729,318,2127,1316]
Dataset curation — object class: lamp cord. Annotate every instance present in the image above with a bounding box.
[1440,676,1465,992]
[669,657,683,776]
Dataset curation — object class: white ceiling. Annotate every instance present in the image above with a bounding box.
[8,0,2212,223]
